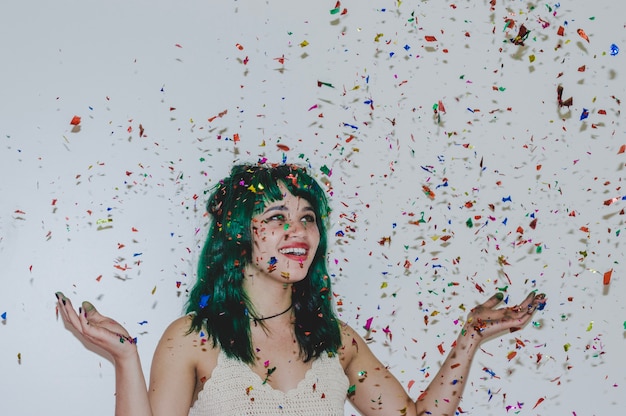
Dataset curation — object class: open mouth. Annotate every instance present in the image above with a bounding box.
[278,247,308,257]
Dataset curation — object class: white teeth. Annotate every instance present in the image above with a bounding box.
[279,247,307,256]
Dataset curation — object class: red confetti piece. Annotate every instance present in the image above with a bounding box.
[425,35,437,42]
[70,115,81,125]
[577,28,589,42]
[618,144,626,154]
[407,379,415,392]
[422,185,435,199]
[208,109,228,122]
[532,397,545,409]
[507,351,517,361]
[603,269,613,285]
[276,144,290,151]
[557,26,565,36]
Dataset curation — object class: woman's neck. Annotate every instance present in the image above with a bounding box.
[242,271,294,321]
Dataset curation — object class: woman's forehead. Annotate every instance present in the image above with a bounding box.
[262,191,313,210]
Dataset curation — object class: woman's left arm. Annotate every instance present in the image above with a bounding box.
[342,291,546,416]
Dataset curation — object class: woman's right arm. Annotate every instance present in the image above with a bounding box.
[56,293,198,416]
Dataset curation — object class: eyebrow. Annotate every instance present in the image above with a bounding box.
[262,204,315,215]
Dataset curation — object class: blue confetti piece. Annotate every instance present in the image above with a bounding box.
[580,108,589,121]
[610,43,619,56]
[199,294,211,308]
[1,312,6,320]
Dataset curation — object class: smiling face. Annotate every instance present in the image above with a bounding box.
[248,184,321,284]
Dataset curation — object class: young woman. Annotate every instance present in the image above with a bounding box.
[56,163,546,415]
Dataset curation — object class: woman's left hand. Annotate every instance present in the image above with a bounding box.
[465,291,546,340]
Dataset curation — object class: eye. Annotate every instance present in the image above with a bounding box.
[264,213,285,223]
[301,214,316,225]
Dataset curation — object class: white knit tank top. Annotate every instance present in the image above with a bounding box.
[188,350,348,415]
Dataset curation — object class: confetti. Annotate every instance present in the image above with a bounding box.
[533,397,545,409]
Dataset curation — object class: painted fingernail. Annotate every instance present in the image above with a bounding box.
[79,307,82,314]
[55,293,60,300]
[495,292,504,300]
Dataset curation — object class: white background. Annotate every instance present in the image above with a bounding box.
[1,1,625,415]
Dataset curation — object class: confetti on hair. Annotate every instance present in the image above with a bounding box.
[199,295,210,309]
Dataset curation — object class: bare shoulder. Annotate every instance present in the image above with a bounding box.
[155,314,219,370]
[149,315,219,414]
[337,321,366,369]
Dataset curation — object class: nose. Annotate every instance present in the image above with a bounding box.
[284,217,306,237]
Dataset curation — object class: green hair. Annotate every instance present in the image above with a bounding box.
[186,163,342,364]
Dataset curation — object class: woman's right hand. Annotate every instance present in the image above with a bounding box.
[56,292,138,363]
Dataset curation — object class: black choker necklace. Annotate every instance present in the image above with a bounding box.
[250,304,293,326]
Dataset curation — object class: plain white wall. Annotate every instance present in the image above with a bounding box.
[1,1,625,414]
